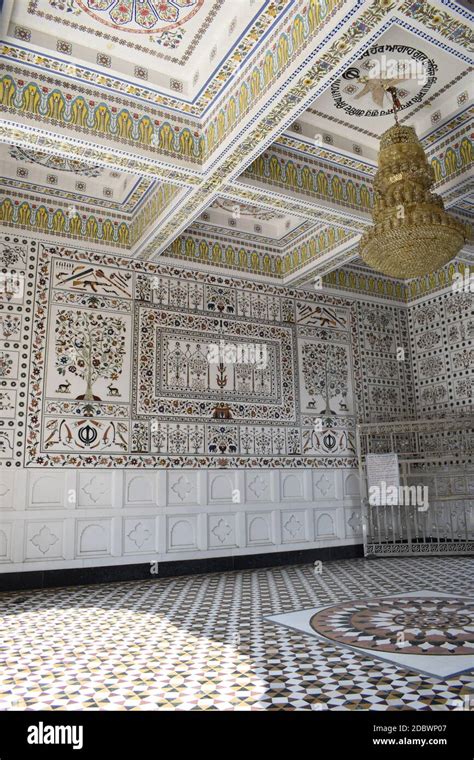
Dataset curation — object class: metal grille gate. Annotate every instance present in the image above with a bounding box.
[356,416,474,557]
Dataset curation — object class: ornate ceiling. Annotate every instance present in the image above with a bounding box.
[0,0,472,283]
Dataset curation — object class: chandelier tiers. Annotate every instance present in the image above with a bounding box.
[359,124,466,279]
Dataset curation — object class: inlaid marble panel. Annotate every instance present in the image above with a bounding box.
[26,243,360,468]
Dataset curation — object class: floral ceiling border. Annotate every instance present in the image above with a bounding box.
[0,174,155,214]
[323,260,474,304]
[162,226,354,279]
[0,194,131,248]
[245,151,374,212]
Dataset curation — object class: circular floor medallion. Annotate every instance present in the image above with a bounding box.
[309,597,474,655]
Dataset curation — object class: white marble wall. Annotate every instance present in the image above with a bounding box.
[0,468,362,572]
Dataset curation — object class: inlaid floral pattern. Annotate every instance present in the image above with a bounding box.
[76,0,202,33]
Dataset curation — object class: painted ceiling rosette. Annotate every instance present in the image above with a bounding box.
[76,0,203,33]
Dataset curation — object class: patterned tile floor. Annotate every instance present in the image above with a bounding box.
[0,557,473,711]
[267,591,474,679]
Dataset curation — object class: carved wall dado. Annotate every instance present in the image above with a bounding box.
[0,467,363,571]
[25,239,363,469]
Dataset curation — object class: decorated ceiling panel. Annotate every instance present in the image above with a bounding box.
[308,27,468,142]
[201,197,308,241]
[0,0,472,280]
[14,0,284,104]
[10,145,104,177]
[1,143,156,213]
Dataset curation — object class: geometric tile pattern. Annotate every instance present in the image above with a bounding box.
[268,591,474,679]
[0,557,473,711]
[310,594,474,656]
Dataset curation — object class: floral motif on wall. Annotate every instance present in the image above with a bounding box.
[0,352,14,377]
[419,355,445,380]
[55,310,127,401]
[0,315,21,340]
[0,391,15,414]
[420,385,447,406]
[0,234,34,465]
[49,0,80,13]
[355,302,414,424]
[0,241,27,268]
[302,343,349,415]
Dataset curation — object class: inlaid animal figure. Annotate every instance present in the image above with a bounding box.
[107,383,120,397]
[57,379,71,393]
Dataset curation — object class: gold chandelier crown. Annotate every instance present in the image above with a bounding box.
[360,124,466,279]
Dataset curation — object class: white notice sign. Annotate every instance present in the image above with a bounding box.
[366,452,400,506]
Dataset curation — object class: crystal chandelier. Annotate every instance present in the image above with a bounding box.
[359,90,465,279]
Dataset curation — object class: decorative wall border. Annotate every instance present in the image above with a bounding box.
[0,234,37,469]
